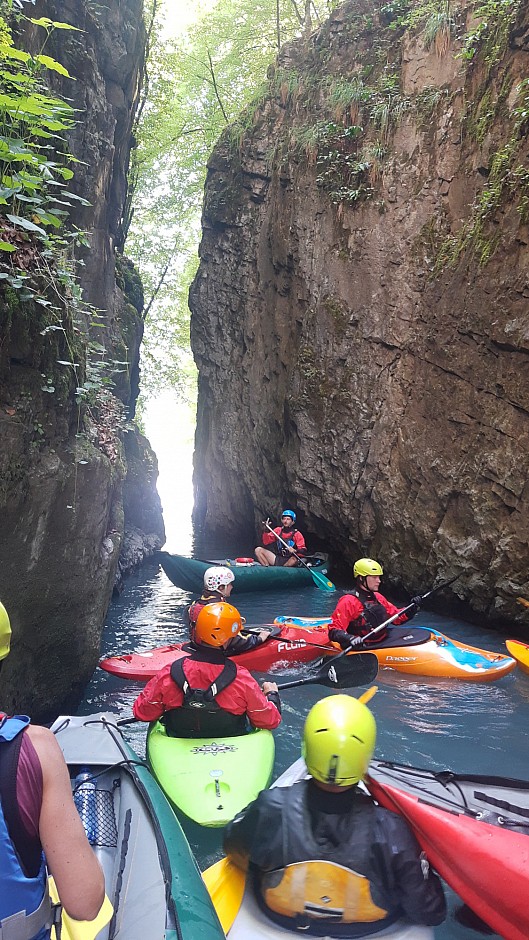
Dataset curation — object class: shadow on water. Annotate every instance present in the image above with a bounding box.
[78,557,528,939]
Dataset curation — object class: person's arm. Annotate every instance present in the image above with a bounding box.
[385,813,446,926]
[293,530,307,555]
[133,664,181,721]
[328,594,361,647]
[29,726,105,922]
[224,788,284,871]
[377,593,416,626]
[238,669,281,729]
[262,526,279,547]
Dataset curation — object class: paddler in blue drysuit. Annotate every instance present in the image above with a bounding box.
[187,566,271,652]
[224,694,446,936]
[0,600,105,938]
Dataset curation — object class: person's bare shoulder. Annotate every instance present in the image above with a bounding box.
[26,724,66,770]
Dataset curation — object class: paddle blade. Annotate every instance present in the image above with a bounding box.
[202,857,246,933]
[310,568,336,593]
[315,652,378,688]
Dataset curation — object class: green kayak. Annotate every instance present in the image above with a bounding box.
[147,719,275,827]
[158,550,330,593]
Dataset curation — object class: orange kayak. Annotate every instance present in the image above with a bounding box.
[275,618,515,682]
[506,639,529,676]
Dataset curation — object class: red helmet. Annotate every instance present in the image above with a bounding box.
[195,602,243,647]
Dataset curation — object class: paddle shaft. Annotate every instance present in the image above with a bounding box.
[332,574,461,664]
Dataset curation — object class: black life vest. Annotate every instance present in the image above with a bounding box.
[348,590,388,641]
[164,654,247,738]
[256,780,400,936]
[276,526,299,556]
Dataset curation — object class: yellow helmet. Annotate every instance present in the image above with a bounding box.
[0,601,12,661]
[353,558,383,578]
[302,695,376,786]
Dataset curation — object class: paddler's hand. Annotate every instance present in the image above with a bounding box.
[262,681,279,695]
[257,629,270,641]
[262,517,271,529]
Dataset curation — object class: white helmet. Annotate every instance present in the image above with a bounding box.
[204,566,235,592]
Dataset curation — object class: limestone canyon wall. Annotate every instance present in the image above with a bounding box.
[0,0,164,718]
[190,0,529,629]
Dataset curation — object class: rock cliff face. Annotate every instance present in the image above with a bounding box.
[0,0,164,719]
[190,0,529,629]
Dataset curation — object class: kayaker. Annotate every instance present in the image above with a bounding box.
[188,566,270,653]
[328,558,422,648]
[255,509,307,567]
[0,600,105,938]
[133,601,282,736]
[224,694,446,935]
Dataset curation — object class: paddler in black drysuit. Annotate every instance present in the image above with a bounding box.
[224,694,446,936]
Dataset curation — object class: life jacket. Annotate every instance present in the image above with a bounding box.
[276,526,299,556]
[257,781,399,934]
[164,654,247,738]
[0,714,55,940]
[347,590,388,642]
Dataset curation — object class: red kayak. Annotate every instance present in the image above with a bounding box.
[367,760,529,940]
[99,624,329,680]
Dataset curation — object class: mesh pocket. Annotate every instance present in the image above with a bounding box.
[74,788,118,848]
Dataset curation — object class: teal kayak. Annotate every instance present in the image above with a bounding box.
[51,713,225,940]
[147,719,275,827]
[158,550,330,593]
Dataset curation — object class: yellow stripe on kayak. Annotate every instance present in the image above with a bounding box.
[506,639,529,676]
[49,878,113,940]
[202,857,246,933]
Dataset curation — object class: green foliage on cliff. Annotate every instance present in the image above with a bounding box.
[0,9,87,254]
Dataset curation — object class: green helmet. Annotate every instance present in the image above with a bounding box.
[353,558,383,578]
[0,601,12,661]
[302,694,376,786]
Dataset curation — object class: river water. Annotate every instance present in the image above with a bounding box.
[78,552,528,940]
[75,399,529,937]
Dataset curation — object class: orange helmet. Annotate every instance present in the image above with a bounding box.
[195,602,243,647]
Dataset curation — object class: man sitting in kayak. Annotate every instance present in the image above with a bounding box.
[133,602,282,737]
[328,558,422,648]
[224,694,446,935]
[188,566,271,653]
[255,509,307,567]
[0,601,106,938]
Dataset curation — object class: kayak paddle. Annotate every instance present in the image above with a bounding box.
[276,651,378,690]
[330,574,461,663]
[202,856,246,933]
[263,519,336,593]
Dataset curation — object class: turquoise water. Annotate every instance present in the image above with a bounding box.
[79,559,529,939]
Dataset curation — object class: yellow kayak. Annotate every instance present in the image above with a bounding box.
[506,639,529,676]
